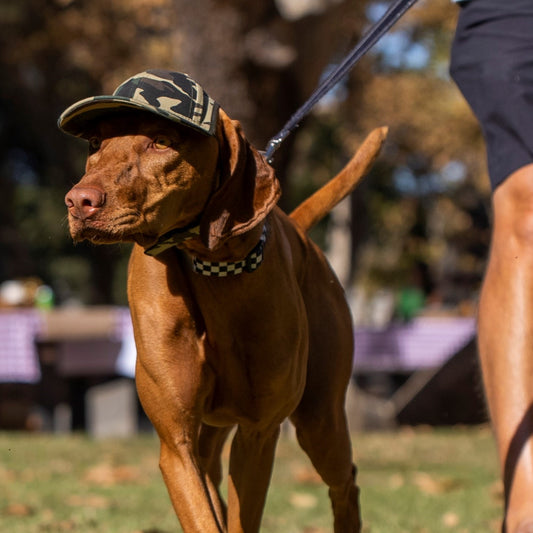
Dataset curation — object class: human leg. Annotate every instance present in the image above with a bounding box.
[450,4,533,527]
[478,164,533,533]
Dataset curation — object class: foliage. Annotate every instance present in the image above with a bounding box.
[340,0,490,309]
[0,0,489,307]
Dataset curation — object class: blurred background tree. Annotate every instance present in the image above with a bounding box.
[0,0,488,314]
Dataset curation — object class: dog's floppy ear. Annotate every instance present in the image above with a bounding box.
[199,109,281,250]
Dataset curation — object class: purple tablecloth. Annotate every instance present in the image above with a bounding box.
[0,310,43,383]
[0,308,136,383]
[0,310,475,382]
[353,316,476,372]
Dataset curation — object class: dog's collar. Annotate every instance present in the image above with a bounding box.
[144,220,201,257]
[192,226,267,277]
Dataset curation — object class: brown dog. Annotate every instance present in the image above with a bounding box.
[60,70,386,533]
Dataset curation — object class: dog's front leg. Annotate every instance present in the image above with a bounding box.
[128,247,227,532]
[136,360,227,533]
[227,424,281,533]
[159,437,227,533]
[199,424,234,521]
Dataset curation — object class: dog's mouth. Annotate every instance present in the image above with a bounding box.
[69,220,128,245]
[68,211,154,246]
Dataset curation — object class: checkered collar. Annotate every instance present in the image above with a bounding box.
[192,225,267,277]
[144,219,201,257]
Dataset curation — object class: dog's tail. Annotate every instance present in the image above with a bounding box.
[289,126,388,232]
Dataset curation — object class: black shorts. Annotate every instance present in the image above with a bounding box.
[450,0,533,189]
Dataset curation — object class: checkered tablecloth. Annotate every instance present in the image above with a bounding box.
[0,309,43,383]
[0,308,138,383]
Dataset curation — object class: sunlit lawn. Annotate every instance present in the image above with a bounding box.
[0,426,501,532]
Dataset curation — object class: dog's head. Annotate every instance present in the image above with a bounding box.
[60,70,280,253]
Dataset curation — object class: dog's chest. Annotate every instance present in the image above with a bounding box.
[195,286,309,426]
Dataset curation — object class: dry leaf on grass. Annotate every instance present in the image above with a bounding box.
[388,473,405,490]
[0,467,16,483]
[67,494,110,508]
[131,529,169,533]
[3,502,34,516]
[442,511,460,528]
[292,465,323,485]
[132,530,169,533]
[289,491,318,509]
[40,519,77,531]
[84,463,141,486]
[413,472,463,495]
[490,480,504,502]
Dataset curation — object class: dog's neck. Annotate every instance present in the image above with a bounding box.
[143,219,202,257]
[143,220,268,277]
[190,224,267,276]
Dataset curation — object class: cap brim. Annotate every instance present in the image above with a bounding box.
[58,95,217,138]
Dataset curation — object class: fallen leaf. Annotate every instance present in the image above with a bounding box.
[4,502,34,516]
[388,473,405,490]
[442,511,460,527]
[289,492,318,509]
[54,520,76,531]
[292,465,322,485]
[67,494,110,508]
[84,463,141,486]
[490,480,504,502]
[136,529,173,533]
[0,468,16,483]
[413,472,463,495]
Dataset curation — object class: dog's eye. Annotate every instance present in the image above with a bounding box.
[88,137,101,152]
[153,136,172,150]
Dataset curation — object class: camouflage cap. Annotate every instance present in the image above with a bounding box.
[58,70,219,137]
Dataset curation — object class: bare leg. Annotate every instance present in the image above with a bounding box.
[478,164,533,533]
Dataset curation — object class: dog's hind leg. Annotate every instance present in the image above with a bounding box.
[290,402,361,533]
[291,266,361,532]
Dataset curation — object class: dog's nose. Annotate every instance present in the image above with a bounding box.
[65,187,106,220]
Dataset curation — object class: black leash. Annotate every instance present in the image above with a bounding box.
[264,0,420,162]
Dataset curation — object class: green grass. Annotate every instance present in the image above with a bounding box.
[0,426,502,532]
